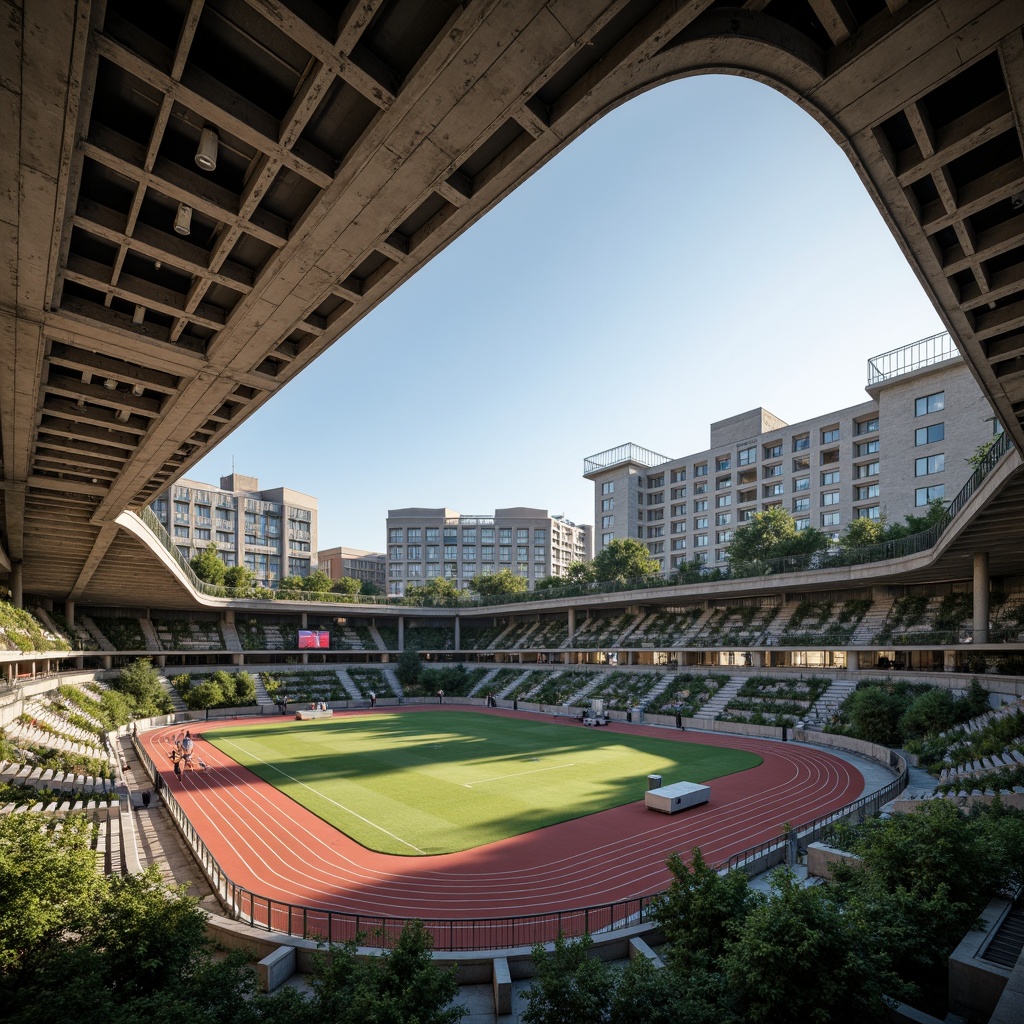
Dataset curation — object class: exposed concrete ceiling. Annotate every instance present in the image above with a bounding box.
[3,0,1024,603]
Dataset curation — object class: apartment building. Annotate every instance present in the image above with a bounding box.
[584,334,999,574]
[317,546,387,589]
[385,507,593,596]
[149,473,318,588]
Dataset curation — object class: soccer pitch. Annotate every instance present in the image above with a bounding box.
[203,712,762,856]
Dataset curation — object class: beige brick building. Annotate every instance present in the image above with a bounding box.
[317,547,386,589]
[385,507,593,596]
[149,473,317,589]
[585,334,999,574]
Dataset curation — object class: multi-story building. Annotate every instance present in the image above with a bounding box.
[385,507,593,596]
[149,473,318,588]
[317,546,387,589]
[584,333,1000,574]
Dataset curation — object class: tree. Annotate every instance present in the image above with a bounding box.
[309,920,464,1024]
[653,848,759,965]
[723,868,889,1024]
[468,568,528,597]
[839,516,885,549]
[727,507,829,564]
[967,435,999,469]
[405,578,461,605]
[360,580,382,597]
[0,813,103,975]
[331,576,362,597]
[520,934,612,1024]
[563,561,597,586]
[224,564,256,593]
[190,543,226,585]
[113,658,171,717]
[184,677,224,710]
[838,685,904,745]
[302,569,333,593]
[590,539,660,585]
[396,648,421,688]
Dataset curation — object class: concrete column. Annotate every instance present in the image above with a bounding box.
[301,612,308,629]
[301,652,308,665]
[973,552,990,643]
[156,655,166,668]
[75,656,84,670]
[750,651,765,668]
[398,616,405,652]
[224,609,235,624]
[567,607,575,646]
[233,653,243,666]
[454,615,460,651]
[11,562,23,609]
[65,600,76,629]
[103,655,112,670]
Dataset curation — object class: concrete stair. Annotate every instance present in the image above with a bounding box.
[139,617,162,651]
[81,615,115,651]
[334,669,362,700]
[850,595,896,644]
[801,678,857,730]
[221,622,243,651]
[692,676,745,720]
[368,625,388,650]
[159,674,188,712]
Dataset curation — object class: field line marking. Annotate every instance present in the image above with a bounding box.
[218,738,425,854]
[464,762,576,788]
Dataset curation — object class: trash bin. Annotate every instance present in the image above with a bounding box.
[647,774,662,791]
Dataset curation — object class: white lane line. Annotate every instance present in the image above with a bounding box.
[463,762,576,788]
[218,737,425,855]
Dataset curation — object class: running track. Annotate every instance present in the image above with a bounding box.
[143,707,863,923]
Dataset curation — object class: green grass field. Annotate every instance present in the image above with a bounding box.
[203,712,762,856]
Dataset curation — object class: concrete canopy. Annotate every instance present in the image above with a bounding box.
[3,0,1024,603]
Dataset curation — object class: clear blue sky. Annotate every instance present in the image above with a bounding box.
[189,74,945,553]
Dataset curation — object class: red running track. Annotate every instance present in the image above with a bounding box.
[143,707,863,922]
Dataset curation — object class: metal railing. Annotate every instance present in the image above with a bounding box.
[867,330,959,386]
[132,722,907,952]
[583,442,672,474]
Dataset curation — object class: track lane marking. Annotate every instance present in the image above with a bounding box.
[218,737,425,854]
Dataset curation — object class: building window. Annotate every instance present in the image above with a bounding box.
[793,454,810,472]
[716,530,732,544]
[856,484,880,500]
[601,498,613,511]
[462,527,476,543]
[715,494,732,508]
[671,521,686,534]
[647,492,664,505]
[821,427,840,444]
[793,434,810,451]
[738,446,757,466]
[694,499,708,513]
[821,491,840,506]
[855,461,879,479]
[671,468,686,482]
[388,528,402,542]
[671,538,686,551]
[174,526,189,538]
[716,474,732,490]
[794,517,810,531]
[857,505,881,520]
[764,442,783,459]
[915,423,944,446]
[671,486,686,499]
[822,511,840,527]
[694,463,708,477]
[695,516,708,530]
[647,509,664,522]
[763,464,783,478]
[695,534,708,547]
[764,483,785,497]
[793,497,810,512]
[647,473,664,487]
[794,476,810,491]
[601,481,614,494]
[407,545,421,560]
[406,528,421,542]
[715,512,731,526]
[915,453,945,476]
[602,532,613,545]
[821,470,840,486]
[516,529,529,542]
[671,503,685,517]
[694,482,708,495]
[915,484,945,505]
[915,391,944,416]
[716,456,731,471]
[855,417,879,435]
[856,439,880,456]
[534,529,546,543]
[601,515,613,528]
[647,525,665,538]
[425,527,439,542]
[481,527,494,543]
[534,546,545,559]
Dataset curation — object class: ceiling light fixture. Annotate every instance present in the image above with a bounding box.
[132,383,144,397]
[132,305,145,324]
[174,202,192,236]
[103,377,118,390]
[195,127,218,171]
[115,409,131,423]
[154,260,162,270]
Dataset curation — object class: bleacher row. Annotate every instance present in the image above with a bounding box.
[13,591,1023,657]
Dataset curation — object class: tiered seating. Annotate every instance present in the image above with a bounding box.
[873,595,938,644]
[585,671,665,711]
[719,675,831,725]
[499,622,539,649]
[777,598,872,647]
[347,666,395,698]
[649,671,731,717]
[152,618,225,651]
[689,605,779,647]
[460,622,514,650]
[622,608,704,648]
[0,600,72,653]
[517,619,569,649]
[991,594,1024,643]
[261,669,357,704]
[91,616,147,650]
[520,670,592,705]
[571,612,637,649]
